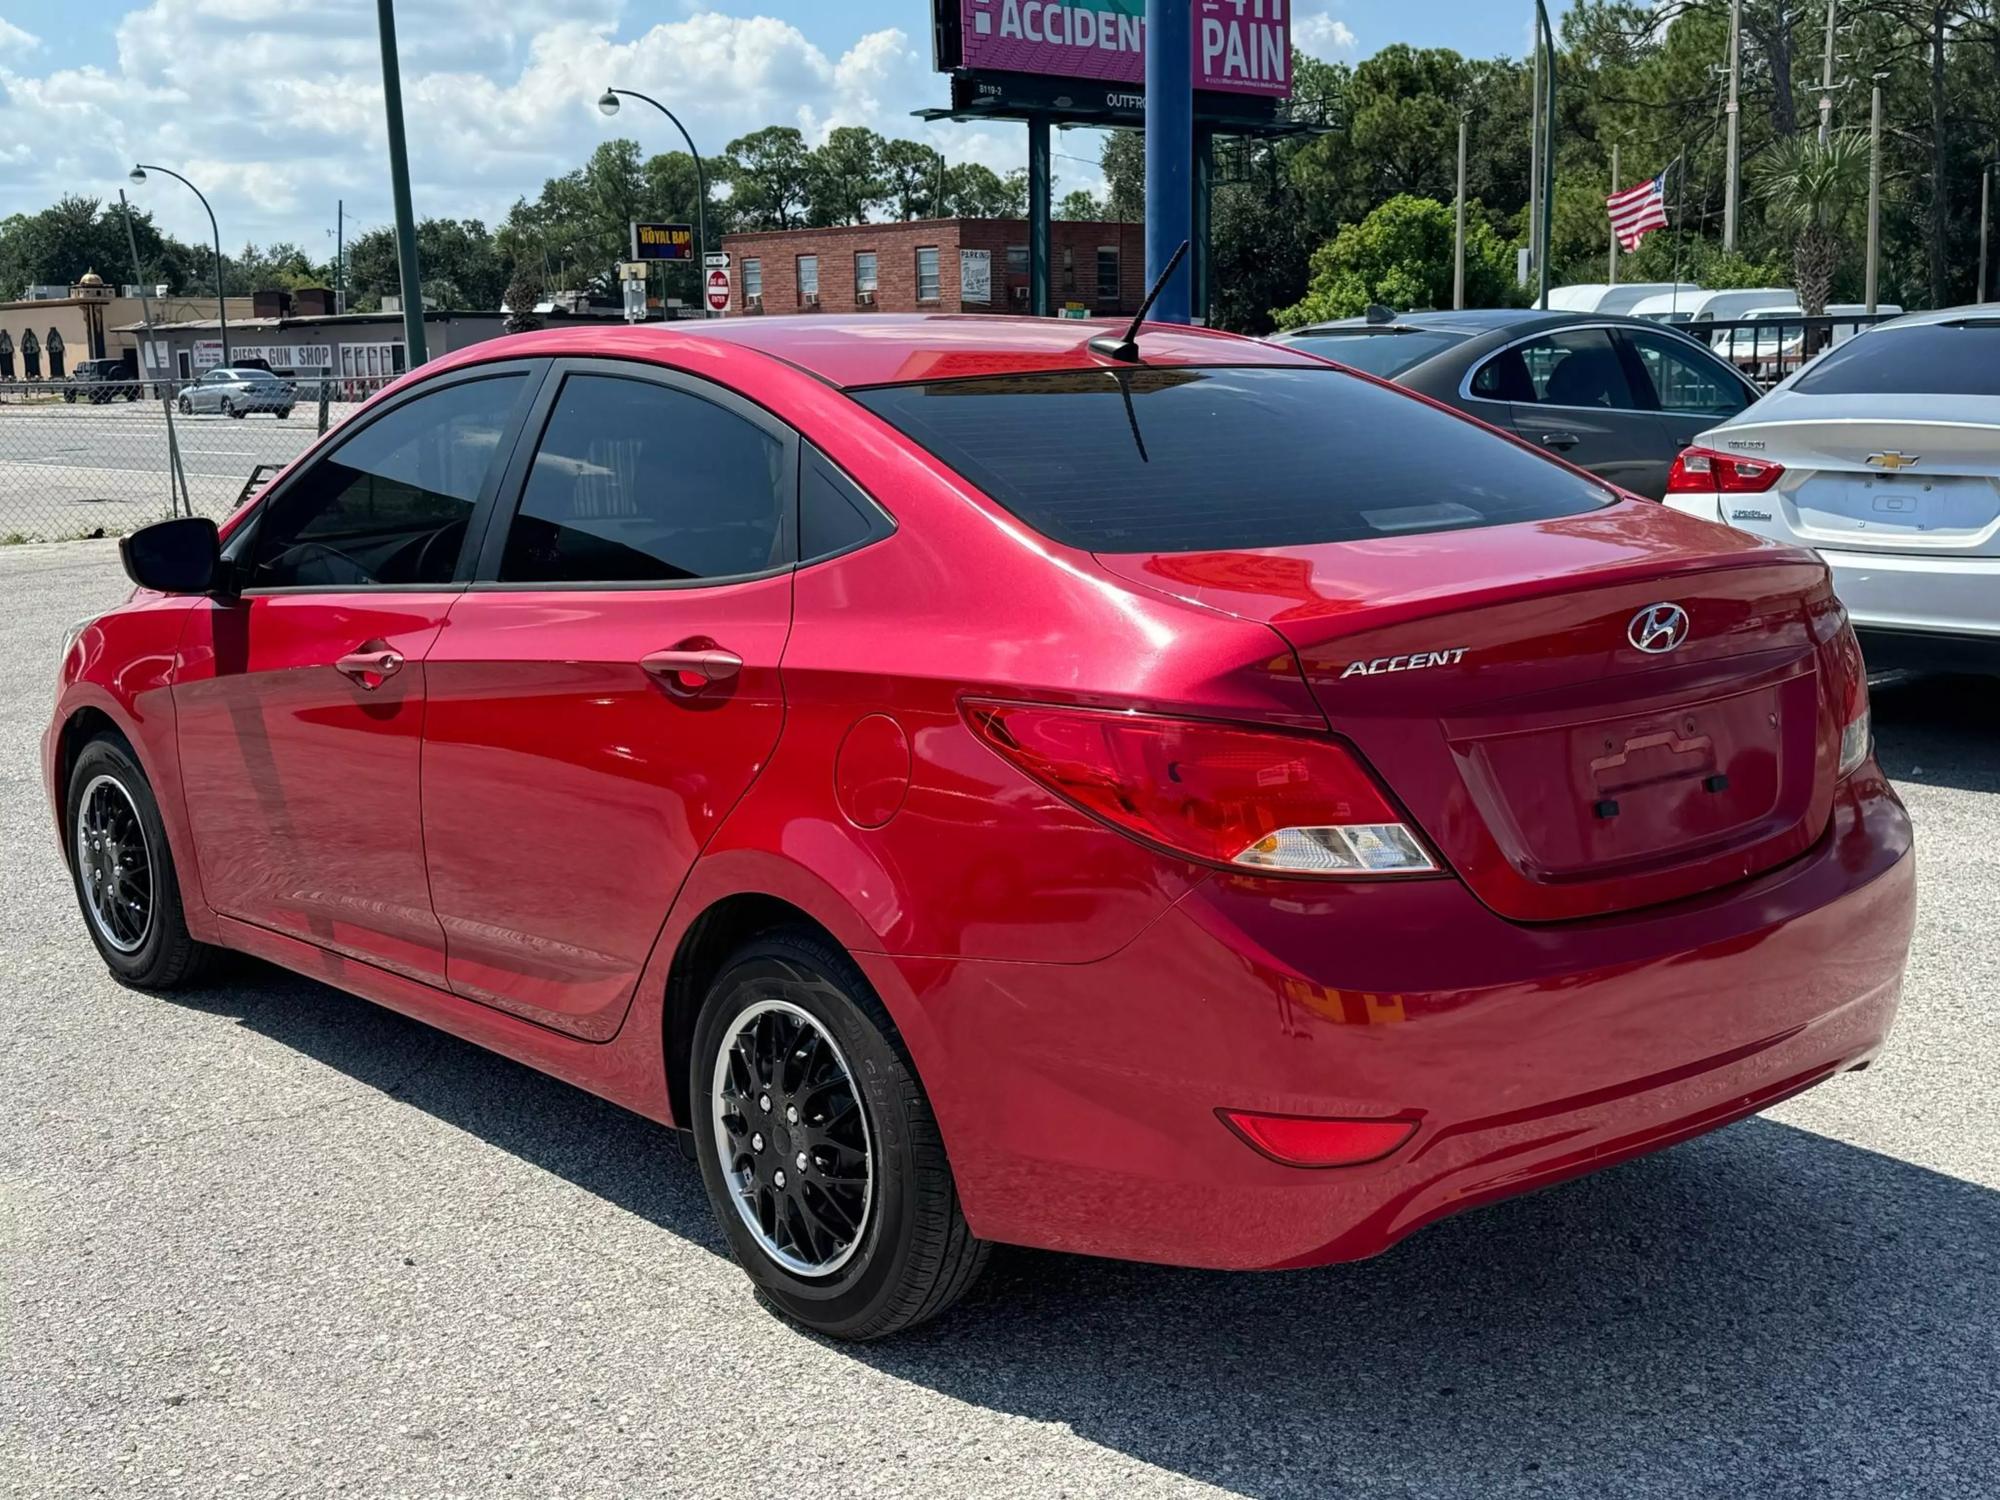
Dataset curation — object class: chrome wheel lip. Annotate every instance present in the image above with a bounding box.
[710,995,873,1279]
[75,772,154,955]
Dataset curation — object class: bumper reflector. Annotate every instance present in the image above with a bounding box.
[1219,1109,1420,1168]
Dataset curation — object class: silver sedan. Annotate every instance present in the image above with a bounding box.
[177,367,296,418]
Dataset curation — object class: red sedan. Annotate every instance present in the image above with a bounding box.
[45,316,1914,1339]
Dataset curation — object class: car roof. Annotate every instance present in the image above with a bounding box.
[420,314,1321,391]
[1276,308,1681,339]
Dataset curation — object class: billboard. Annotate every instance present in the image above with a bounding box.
[957,0,1291,98]
[630,222,696,261]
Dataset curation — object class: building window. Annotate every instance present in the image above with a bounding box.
[1096,248,1121,304]
[797,255,820,303]
[1062,248,1075,296]
[46,328,65,377]
[915,247,941,302]
[743,258,762,300]
[854,251,879,295]
[1007,244,1029,278]
[21,328,40,380]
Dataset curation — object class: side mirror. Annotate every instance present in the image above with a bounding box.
[120,516,222,594]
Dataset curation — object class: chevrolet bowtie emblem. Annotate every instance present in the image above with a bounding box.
[1866,451,1920,470]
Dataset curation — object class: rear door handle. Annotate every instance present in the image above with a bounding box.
[642,647,743,689]
[1539,431,1582,451]
[335,646,404,689]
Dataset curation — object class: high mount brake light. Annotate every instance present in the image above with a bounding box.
[1668,445,1786,495]
[964,703,1438,878]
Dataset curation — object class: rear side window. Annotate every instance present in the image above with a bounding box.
[499,374,788,584]
[852,366,1611,553]
[1478,329,1637,408]
[1792,321,2000,397]
[1284,329,1468,379]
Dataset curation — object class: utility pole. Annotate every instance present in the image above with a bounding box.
[1535,0,1556,311]
[1981,163,1993,305]
[1454,113,1468,309]
[1609,143,1620,286]
[335,199,345,315]
[1528,38,1543,280]
[1143,0,1193,324]
[1724,0,1743,254]
[1819,0,1838,145]
[1865,82,1883,312]
[374,0,427,366]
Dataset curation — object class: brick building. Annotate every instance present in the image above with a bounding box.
[719,219,1145,318]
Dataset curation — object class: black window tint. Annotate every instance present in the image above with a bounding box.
[1470,348,1536,401]
[500,374,787,584]
[1512,329,1637,408]
[801,449,889,561]
[1289,328,1470,379]
[1792,321,2000,397]
[853,367,1611,553]
[1623,330,1751,416]
[246,373,522,589]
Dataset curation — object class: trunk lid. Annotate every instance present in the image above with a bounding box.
[1702,395,2000,557]
[1095,501,1849,923]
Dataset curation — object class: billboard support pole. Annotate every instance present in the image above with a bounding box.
[1192,124,1214,324]
[1145,0,1194,325]
[1028,115,1052,317]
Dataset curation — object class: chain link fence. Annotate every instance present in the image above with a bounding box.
[0,374,396,544]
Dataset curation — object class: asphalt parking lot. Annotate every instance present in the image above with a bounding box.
[3,540,1995,1499]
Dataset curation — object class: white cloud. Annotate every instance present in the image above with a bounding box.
[1296,12,1360,59]
[0,4,1044,252]
[0,18,39,55]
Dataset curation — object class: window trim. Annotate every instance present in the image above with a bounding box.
[219,357,551,596]
[914,245,942,304]
[796,254,820,302]
[465,355,802,593]
[853,250,879,294]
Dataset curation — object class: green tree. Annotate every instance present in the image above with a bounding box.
[943,162,1014,218]
[1056,189,1104,220]
[808,127,887,225]
[1755,129,1873,315]
[724,126,813,230]
[880,139,946,219]
[1274,194,1519,326]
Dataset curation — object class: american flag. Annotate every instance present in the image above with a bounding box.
[1606,169,1671,252]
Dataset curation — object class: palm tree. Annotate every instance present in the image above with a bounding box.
[1755,130,1873,318]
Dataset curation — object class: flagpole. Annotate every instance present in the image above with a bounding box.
[1668,154,1687,317]
[1609,144,1620,286]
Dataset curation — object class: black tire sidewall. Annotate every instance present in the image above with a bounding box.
[689,941,932,1336]
[66,737,185,986]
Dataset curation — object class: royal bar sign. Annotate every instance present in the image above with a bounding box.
[959,0,1290,97]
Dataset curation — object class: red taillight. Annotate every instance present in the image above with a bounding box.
[1830,617,1872,778]
[1667,446,1785,495]
[1219,1109,1419,1168]
[964,702,1437,877]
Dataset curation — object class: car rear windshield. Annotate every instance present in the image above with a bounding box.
[1279,328,1470,378]
[850,365,1612,553]
[1792,320,2000,397]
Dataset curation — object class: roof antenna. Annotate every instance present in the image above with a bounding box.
[1088,240,1190,364]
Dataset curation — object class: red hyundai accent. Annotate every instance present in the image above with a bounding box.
[45,316,1914,1338]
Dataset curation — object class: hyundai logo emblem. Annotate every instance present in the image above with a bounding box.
[1628,603,1691,654]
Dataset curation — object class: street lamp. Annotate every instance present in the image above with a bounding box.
[129,163,229,365]
[598,87,710,307]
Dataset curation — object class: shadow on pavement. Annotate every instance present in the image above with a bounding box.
[161,967,1997,1498]
[1871,671,1999,795]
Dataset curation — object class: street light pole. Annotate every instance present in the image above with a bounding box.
[1527,37,1543,282]
[1819,0,1838,145]
[1454,113,1468,310]
[374,0,427,366]
[1535,0,1556,311]
[1609,143,1620,286]
[1865,82,1883,313]
[599,88,711,313]
[1981,163,1994,305]
[1724,0,1743,253]
[128,163,229,365]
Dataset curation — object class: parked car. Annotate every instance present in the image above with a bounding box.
[177,366,295,418]
[63,357,142,403]
[1628,287,1797,326]
[1665,305,2000,675]
[1706,303,1907,383]
[1272,309,1762,497]
[48,316,1913,1339]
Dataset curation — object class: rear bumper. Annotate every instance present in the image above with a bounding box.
[886,768,1915,1270]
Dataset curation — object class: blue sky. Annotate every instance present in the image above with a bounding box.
[0,2,1563,252]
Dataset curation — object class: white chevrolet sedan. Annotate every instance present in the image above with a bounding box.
[1664,305,2000,675]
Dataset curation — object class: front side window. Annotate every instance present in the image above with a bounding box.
[853,366,1612,553]
[1623,330,1751,416]
[243,373,524,589]
[1474,329,1636,409]
[742,258,763,299]
[797,256,819,301]
[915,247,941,302]
[1095,248,1119,303]
[854,251,879,294]
[499,374,788,585]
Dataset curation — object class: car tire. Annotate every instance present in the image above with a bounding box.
[224,400,242,418]
[690,927,988,1340]
[275,407,292,419]
[65,734,218,991]
[177,396,191,415]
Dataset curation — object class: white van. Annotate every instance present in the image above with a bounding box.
[1544,282,1702,315]
[1630,287,1797,326]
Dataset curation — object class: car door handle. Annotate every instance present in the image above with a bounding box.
[335,647,404,689]
[642,647,743,688]
[1539,431,1582,450]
